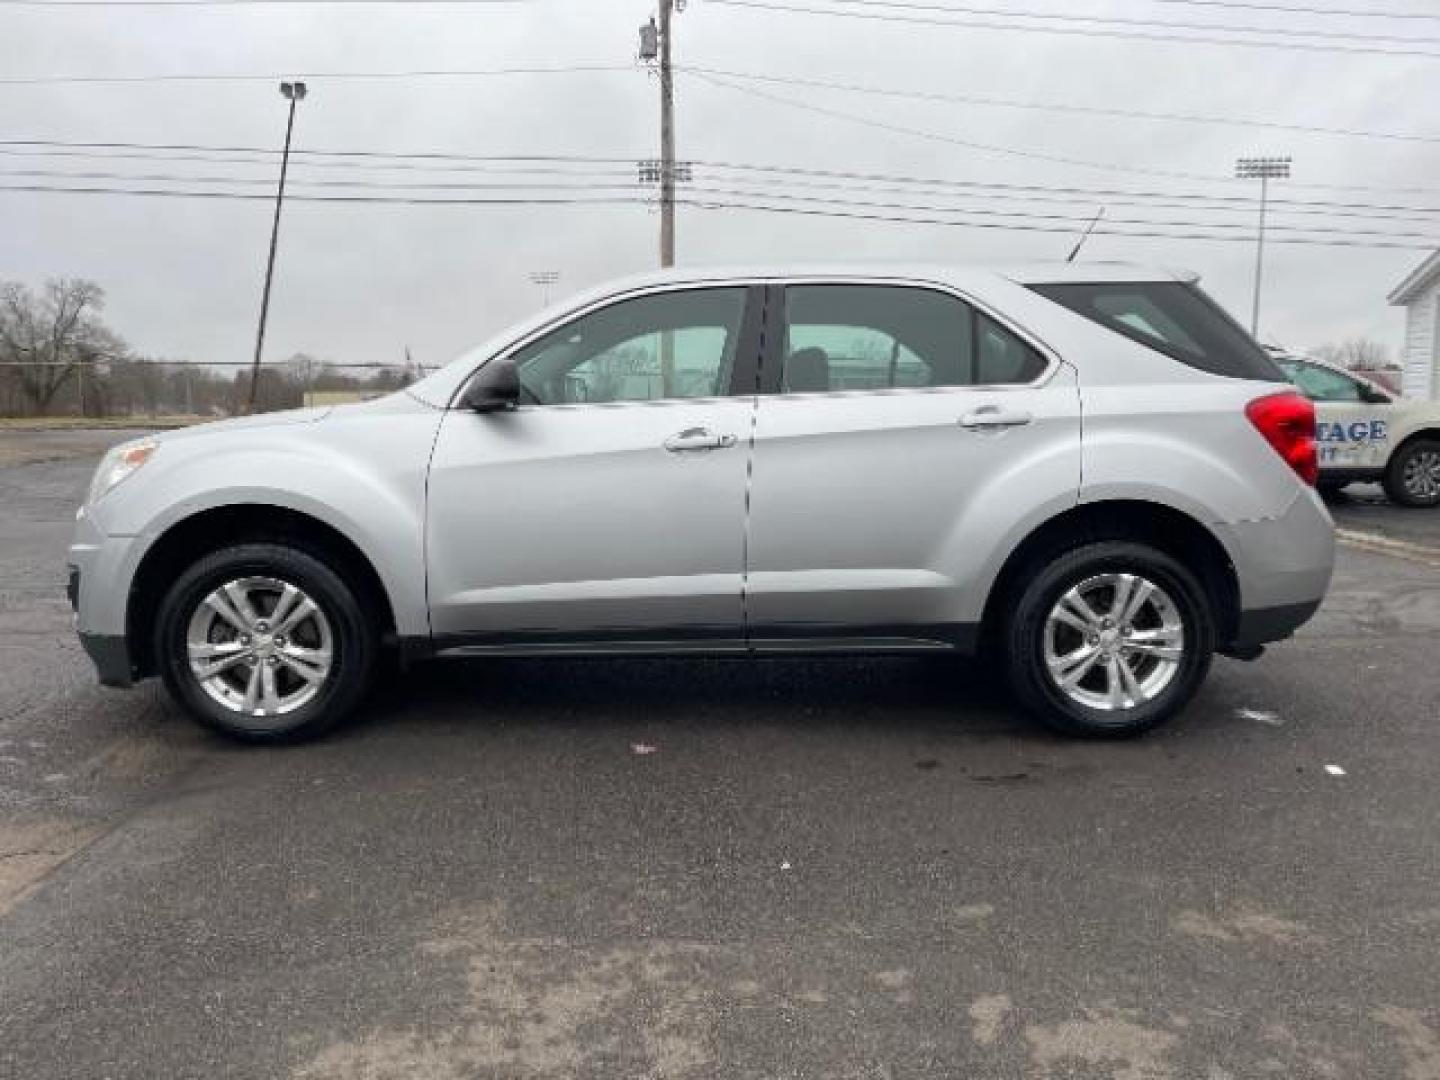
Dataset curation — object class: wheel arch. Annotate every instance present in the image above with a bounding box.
[127,503,399,679]
[1391,426,1440,457]
[979,499,1241,649]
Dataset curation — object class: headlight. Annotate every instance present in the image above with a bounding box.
[88,438,158,504]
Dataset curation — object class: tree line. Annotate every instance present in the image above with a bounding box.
[0,278,421,418]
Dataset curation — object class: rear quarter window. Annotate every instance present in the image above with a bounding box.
[1029,281,1284,382]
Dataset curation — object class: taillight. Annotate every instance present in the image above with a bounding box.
[1246,391,1318,486]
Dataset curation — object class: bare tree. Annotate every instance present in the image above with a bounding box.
[0,278,126,415]
[1312,337,1392,372]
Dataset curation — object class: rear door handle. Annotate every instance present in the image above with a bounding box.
[959,408,1033,431]
[663,428,738,453]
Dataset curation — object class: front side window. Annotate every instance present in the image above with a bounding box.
[1279,360,1364,403]
[512,288,747,405]
[1030,281,1283,381]
[778,284,1045,393]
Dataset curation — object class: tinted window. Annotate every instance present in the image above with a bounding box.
[1279,360,1364,403]
[1030,281,1283,381]
[512,288,746,405]
[779,285,1045,392]
[976,313,1047,384]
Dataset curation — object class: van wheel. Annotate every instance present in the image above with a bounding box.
[1383,438,1440,508]
[1004,541,1215,737]
[155,543,377,743]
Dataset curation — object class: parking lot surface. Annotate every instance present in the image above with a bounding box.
[2,429,1438,1079]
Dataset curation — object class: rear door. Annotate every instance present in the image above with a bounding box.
[744,281,1081,648]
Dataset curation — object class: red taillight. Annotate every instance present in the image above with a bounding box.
[1246,391,1318,486]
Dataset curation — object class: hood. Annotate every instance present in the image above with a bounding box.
[154,406,333,444]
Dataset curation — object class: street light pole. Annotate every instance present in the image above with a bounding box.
[1235,156,1290,338]
[247,80,307,414]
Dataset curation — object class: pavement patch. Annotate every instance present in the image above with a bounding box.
[1171,907,1312,947]
[1336,528,1440,571]
[0,817,103,916]
[1024,1005,1181,1080]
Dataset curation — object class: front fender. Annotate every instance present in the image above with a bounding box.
[89,401,442,639]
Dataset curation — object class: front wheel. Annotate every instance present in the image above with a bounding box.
[155,543,377,742]
[1004,541,1215,737]
[1383,438,1440,508]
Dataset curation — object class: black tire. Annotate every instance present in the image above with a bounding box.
[1003,541,1215,738]
[1382,438,1440,508]
[155,542,377,743]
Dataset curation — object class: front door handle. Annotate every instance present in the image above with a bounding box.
[663,428,738,453]
[959,407,1033,431]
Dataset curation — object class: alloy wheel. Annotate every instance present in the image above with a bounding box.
[1402,448,1440,502]
[185,576,334,717]
[1042,572,1186,712]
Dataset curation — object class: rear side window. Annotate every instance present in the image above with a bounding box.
[778,284,1047,392]
[1030,281,1283,381]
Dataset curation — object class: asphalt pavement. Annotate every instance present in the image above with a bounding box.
[1,430,1438,1080]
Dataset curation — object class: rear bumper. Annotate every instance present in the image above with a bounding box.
[1229,598,1323,649]
[1215,487,1335,617]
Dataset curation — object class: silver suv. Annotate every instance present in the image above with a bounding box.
[69,264,1334,742]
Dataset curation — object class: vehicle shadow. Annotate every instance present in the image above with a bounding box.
[354,654,1038,741]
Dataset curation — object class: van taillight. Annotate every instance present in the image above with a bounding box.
[1245,391,1318,486]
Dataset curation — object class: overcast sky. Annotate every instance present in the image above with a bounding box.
[2,0,1437,373]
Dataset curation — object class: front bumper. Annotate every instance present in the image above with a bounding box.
[69,560,134,687]
[80,631,134,688]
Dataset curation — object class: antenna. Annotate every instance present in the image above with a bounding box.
[1066,207,1105,263]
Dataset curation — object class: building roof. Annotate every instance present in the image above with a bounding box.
[1388,248,1440,306]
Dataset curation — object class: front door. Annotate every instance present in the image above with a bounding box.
[426,285,762,650]
[745,282,1082,647]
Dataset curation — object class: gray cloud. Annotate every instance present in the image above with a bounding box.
[2,0,1434,370]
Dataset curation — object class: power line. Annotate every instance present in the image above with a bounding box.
[0,63,632,86]
[688,68,1236,187]
[7,136,1440,211]
[689,70,1440,198]
[5,177,1438,248]
[804,0,1440,47]
[684,64,1440,146]
[1144,0,1440,20]
[701,0,1440,59]
[2,0,529,6]
[4,53,1435,156]
[8,163,1440,226]
[678,196,1439,249]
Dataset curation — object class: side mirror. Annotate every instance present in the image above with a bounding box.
[461,359,520,413]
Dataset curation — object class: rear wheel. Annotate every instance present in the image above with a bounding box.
[1004,541,1215,737]
[155,543,377,742]
[1383,438,1440,508]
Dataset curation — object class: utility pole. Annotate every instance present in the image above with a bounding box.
[1235,156,1290,338]
[639,4,685,393]
[639,3,685,268]
[247,80,307,414]
[658,0,676,268]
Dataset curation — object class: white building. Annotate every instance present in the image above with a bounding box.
[1388,249,1440,400]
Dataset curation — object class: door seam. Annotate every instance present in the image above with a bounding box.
[740,285,771,653]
